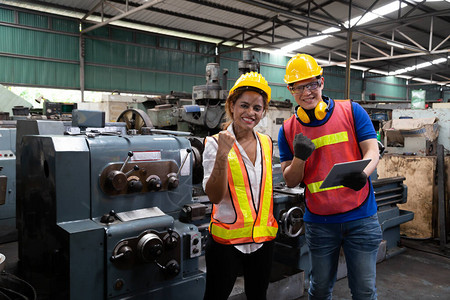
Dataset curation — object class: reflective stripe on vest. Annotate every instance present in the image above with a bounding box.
[209,132,278,244]
[307,131,349,193]
[282,100,369,215]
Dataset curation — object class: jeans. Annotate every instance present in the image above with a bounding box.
[305,214,382,300]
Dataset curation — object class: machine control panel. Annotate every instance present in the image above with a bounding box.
[110,228,181,277]
[99,151,185,195]
[187,231,202,258]
[0,150,14,159]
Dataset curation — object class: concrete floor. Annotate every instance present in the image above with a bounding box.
[313,238,450,300]
[1,238,449,299]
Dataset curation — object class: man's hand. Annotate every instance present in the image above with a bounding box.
[341,172,367,191]
[293,133,315,161]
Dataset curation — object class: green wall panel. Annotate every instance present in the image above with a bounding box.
[168,74,183,92]
[141,71,156,92]
[155,50,170,71]
[0,56,78,88]
[182,53,196,73]
[181,76,197,94]
[259,52,290,66]
[155,73,170,93]
[18,12,48,29]
[111,28,133,42]
[141,47,156,69]
[52,18,79,33]
[0,7,14,23]
[0,26,14,53]
[0,57,14,83]
[219,58,239,82]
[85,39,112,65]
[199,43,215,55]
[365,80,406,100]
[0,26,78,60]
[169,51,184,72]
[260,65,285,84]
[160,37,178,49]
[195,56,211,74]
[271,85,292,102]
[136,33,157,46]
[180,40,197,52]
[125,69,141,91]
[85,25,109,38]
[85,65,111,91]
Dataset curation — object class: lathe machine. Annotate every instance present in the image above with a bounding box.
[16,111,205,299]
[0,122,17,244]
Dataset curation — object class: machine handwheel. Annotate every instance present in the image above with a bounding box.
[117,109,153,134]
[280,206,304,238]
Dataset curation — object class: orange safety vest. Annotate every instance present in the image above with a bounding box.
[283,100,370,215]
[208,132,278,245]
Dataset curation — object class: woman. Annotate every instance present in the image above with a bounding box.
[202,72,278,300]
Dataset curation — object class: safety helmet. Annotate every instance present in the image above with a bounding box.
[284,53,323,84]
[229,72,271,102]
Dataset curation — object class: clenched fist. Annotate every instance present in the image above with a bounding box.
[293,133,315,161]
[217,131,236,158]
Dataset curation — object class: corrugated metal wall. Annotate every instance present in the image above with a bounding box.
[0,5,434,103]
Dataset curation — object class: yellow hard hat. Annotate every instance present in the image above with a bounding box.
[284,54,323,84]
[229,72,271,102]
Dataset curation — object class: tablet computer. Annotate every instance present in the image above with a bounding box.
[319,159,371,189]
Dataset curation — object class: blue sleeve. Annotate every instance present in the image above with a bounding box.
[352,102,377,142]
[278,125,294,162]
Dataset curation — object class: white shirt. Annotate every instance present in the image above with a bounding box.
[202,124,264,253]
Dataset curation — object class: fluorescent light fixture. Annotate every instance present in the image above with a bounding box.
[389,56,447,75]
[387,41,405,49]
[416,62,433,69]
[373,1,407,16]
[280,1,409,54]
[322,27,341,34]
[432,58,447,64]
[344,1,407,28]
[275,35,329,55]
[412,77,434,83]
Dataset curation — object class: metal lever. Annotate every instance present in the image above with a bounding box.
[176,149,192,177]
[119,151,134,172]
[124,165,139,176]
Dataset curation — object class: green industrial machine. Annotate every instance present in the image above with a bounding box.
[16,111,206,299]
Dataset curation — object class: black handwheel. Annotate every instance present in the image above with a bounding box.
[280,206,304,238]
[117,109,153,134]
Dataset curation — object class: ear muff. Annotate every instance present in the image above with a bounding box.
[296,106,311,123]
[314,100,328,120]
[296,100,329,123]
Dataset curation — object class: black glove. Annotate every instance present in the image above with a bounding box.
[293,133,315,161]
[341,172,368,191]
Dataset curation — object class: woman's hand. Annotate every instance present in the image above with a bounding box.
[217,130,236,159]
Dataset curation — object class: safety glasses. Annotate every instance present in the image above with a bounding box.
[288,80,321,94]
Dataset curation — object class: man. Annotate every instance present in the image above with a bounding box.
[277,53,382,300]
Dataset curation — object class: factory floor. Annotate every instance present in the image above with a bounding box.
[1,238,450,299]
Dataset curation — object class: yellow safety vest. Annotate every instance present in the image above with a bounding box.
[208,132,278,245]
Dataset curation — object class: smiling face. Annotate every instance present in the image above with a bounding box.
[291,76,324,110]
[230,90,265,133]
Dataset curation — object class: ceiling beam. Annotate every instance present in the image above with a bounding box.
[323,48,450,67]
[81,0,163,34]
